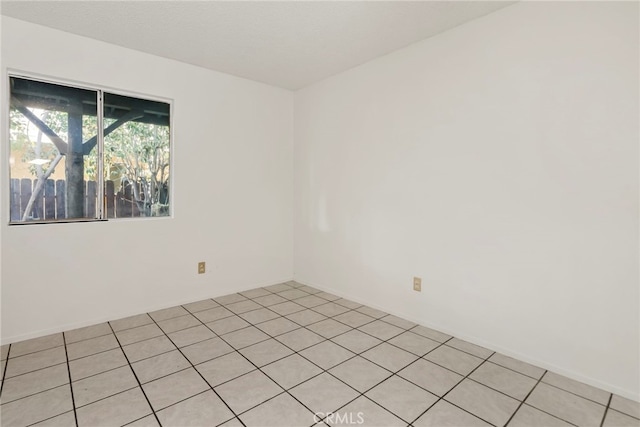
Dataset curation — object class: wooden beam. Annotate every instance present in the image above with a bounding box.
[66,101,84,218]
[83,110,144,155]
[10,96,68,155]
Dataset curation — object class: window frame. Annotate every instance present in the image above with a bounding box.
[6,71,174,225]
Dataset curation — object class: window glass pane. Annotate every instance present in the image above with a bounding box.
[9,77,98,222]
[103,93,170,218]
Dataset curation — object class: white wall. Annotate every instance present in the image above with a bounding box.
[294,2,639,399]
[1,17,294,343]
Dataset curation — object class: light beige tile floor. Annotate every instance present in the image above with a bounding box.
[1,281,638,427]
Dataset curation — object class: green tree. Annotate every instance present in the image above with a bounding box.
[105,120,170,217]
[10,108,68,220]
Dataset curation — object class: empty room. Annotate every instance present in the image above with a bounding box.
[0,1,638,426]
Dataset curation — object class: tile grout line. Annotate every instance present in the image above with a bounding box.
[599,393,613,427]
[22,406,74,427]
[408,348,497,426]
[121,413,166,427]
[106,322,163,427]
[516,403,580,427]
[347,341,453,425]
[145,314,249,427]
[0,344,11,399]
[63,313,225,352]
[482,358,543,382]
[5,327,171,382]
[208,287,478,425]
[499,371,587,427]
[538,379,614,408]
[503,370,548,427]
[0,291,515,425]
[2,294,440,424]
[181,288,374,424]
[298,295,484,365]
[65,385,141,413]
[66,329,182,372]
[65,331,113,347]
[62,333,79,427]
[0,383,71,407]
[462,375,540,409]
[272,288,480,358]
[370,339,448,381]
[435,352,500,425]
[0,289,587,425]
[229,288,441,425]
[3,361,69,382]
[269,286,613,426]
[178,302,327,425]
[352,341,458,426]
[312,333,457,425]
[0,285,385,420]
[4,343,65,361]
[69,355,148,384]
[67,342,122,362]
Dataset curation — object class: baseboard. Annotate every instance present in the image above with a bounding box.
[1,276,293,346]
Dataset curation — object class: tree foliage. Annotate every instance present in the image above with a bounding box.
[9,108,66,177]
[104,119,170,217]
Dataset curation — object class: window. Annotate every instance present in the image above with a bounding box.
[8,76,171,223]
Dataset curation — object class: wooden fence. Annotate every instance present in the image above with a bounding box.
[10,178,142,221]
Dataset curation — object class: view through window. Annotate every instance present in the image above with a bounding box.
[9,76,171,223]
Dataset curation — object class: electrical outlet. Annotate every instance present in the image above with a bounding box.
[413,277,422,292]
[198,262,206,274]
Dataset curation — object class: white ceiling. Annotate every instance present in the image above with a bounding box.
[1,1,515,90]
